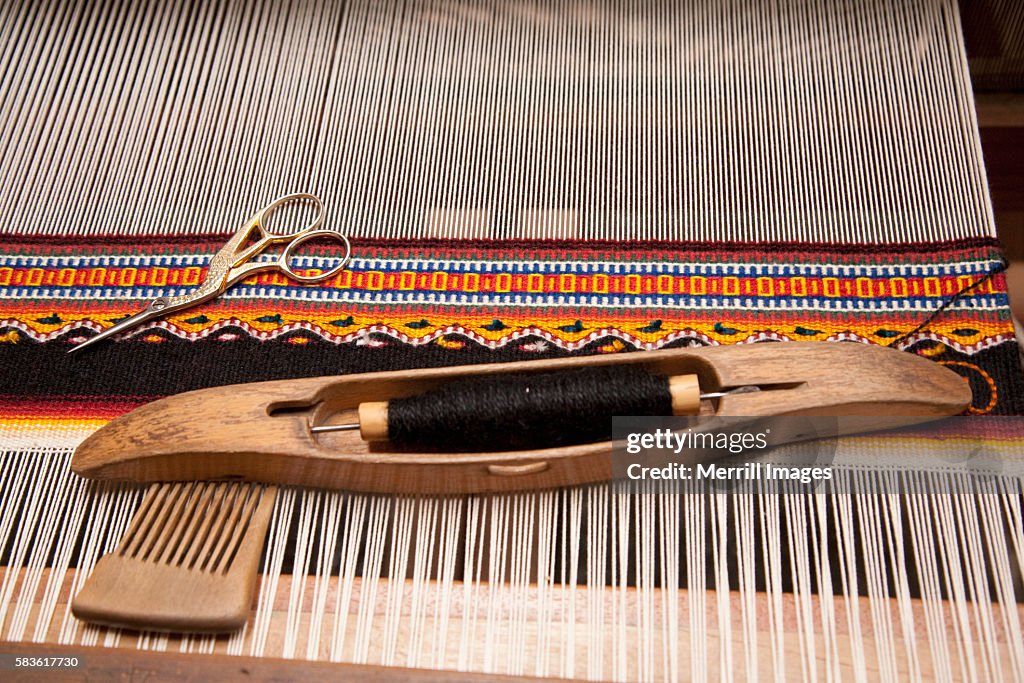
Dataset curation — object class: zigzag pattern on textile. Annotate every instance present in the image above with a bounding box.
[0,317,1015,357]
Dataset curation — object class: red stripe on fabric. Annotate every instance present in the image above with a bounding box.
[0,233,1004,256]
[0,396,149,419]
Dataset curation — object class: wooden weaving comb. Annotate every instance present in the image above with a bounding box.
[72,342,970,496]
[71,481,277,632]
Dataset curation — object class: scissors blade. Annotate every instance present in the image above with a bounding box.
[68,305,163,354]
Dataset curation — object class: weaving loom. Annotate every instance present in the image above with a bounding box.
[2,0,1024,680]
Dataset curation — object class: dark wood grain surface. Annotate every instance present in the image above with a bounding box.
[0,641,563,683]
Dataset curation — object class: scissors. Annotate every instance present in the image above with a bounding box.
[69,193,351,353]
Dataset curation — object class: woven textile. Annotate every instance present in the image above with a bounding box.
[1,235,1021,431]
[2,0,1024,677]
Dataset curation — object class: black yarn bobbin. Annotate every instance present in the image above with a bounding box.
[387,365,673,451]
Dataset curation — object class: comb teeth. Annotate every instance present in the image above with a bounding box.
[118,482,265,573]
[73,482,278,632]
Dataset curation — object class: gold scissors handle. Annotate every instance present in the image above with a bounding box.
[70,194,351,353]
[208,193,351,289]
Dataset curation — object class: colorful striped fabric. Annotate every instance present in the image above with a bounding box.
[1,236,1021,432]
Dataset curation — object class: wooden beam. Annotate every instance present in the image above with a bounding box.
[0,641,561,683]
